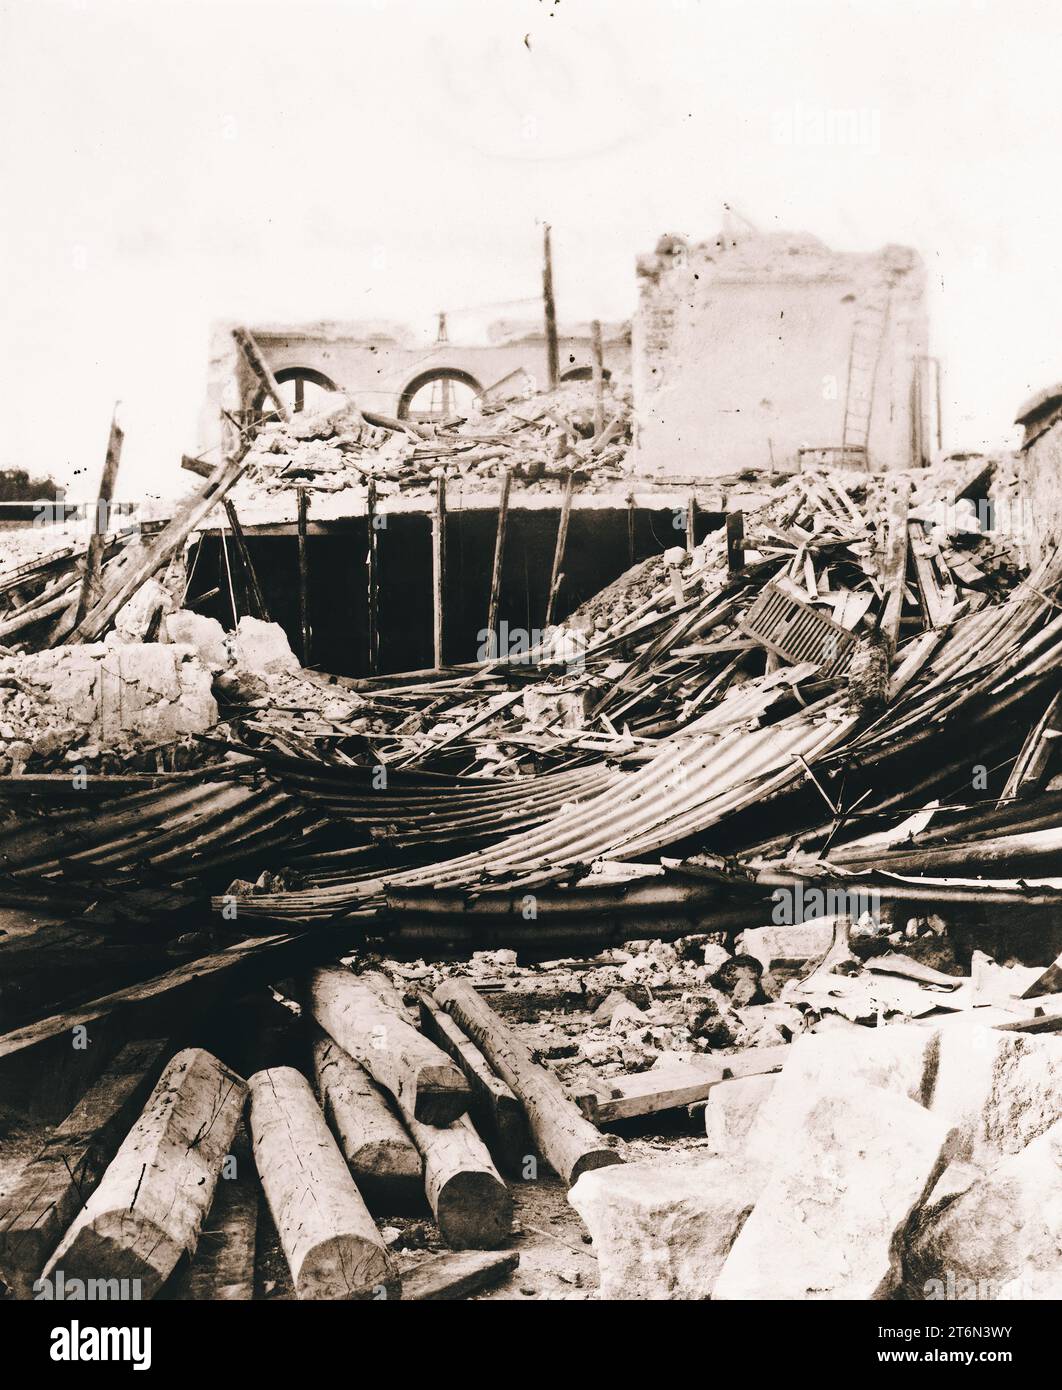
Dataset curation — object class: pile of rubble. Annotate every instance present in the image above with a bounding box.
[235,371,633,506]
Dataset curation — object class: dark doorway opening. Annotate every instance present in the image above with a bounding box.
[190,506,722,677]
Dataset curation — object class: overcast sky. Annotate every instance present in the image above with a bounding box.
[2,0,1060,499]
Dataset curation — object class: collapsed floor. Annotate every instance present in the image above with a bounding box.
[0,356,1060,1301]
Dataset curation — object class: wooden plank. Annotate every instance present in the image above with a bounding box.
[418,993,530,1173]
[434,979,622,1185]
[575,1057,725,1124]
[0,1038,169,1297]
[1021,952,1062,1000]
[880,478,912,652]
[402,1248,518,1301]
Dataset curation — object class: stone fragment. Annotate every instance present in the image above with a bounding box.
[907,1118,1062,1301]
[929,1028,1062,1167]
[744,1026,939,1167]
[714,1085,954,1300]
[569,1153,760,1300]
[703,1074,777,1156]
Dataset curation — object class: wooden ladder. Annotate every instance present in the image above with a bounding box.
[842,289,891,464]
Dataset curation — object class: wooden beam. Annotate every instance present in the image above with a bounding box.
[248,1067,398,1300]
[0,1038,168,1297]
[297,485,310,664]
[311,968,470,1128]
[542,224,559,390]
[232,326,292,424]
[42,1048,247,1299]
[545,468,575,627]
[880,478,912,653]
[591,319,604,435]
[418,993,530,1173]
[0,928,340,1072]
[366,478,380,676]
[311,1029,423,1208]
[434,979,623,1185]
[74,410,123,626]
[726,510,745,573]
[405,1111,512,1250]
[686,492,697,553]
[432,474,446,669]
[223,499,271,623]
[485,468,512,650]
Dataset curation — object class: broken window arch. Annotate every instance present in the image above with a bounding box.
[251,366,338,422]
[398,368,483,423]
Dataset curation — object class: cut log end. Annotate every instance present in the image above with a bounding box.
[570,1148,626,1183]
[295,1234,400,1302]
[414,1073,473,1127]
[435,1172,514,1251]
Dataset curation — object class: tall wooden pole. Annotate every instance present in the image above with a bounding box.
[297,486,310,665]
[686,492,697,553]
[366,479,380,676]
[75,408,123,625]
[591,319,604,436]
[545,468,575,628]
[432,474,447,669]
[486,468,512,654]
[542,224,559,390]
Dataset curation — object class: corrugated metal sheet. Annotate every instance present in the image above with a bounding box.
[0,775,329,884]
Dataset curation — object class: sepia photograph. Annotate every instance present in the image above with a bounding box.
[0,0,1057,1363]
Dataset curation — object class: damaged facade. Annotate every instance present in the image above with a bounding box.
[0,226,1060,1308]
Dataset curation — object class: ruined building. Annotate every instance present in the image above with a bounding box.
[633,230,938,477]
